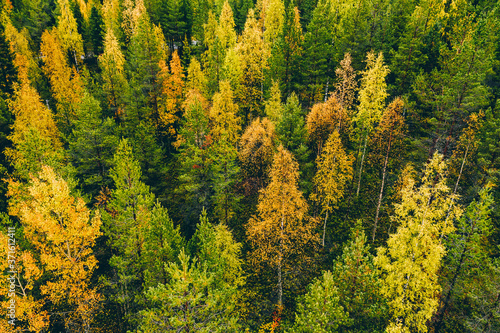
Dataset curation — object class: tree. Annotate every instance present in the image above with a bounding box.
[102,0,122,38]
[282,4,303,96]
[330,222,388,331]
[7,165,102,331]
[5,76,63,179]
[0,23,16,97]
[264,80,284,123]
[413,7,496,157]
[291,223,388,332]
[68,92,119,200]
[375,153,462,333]
[290,271,348,333]
[300,0,334,105]
[390,0,446,95]
[276,92,312,193]
[203,1,237,94]
[102,139,155,328]
[126,7,167,130]
[238,117,276,191]
[0,213,49,332]
[99,28,128,119]
[333,52,357,112]
[158,50,185,136]
[88,5,105,55]
[209,80,241,145]
[160,0,191,49]
[354,51,390,196]
[433,186,497,332]
[247,145,319,307]
[142,203,184,289]
[175,88,213,233]
[237,9,269,122]
[448,111,484,198]
[312,130,354,247]
[40,29,83,135]
[139,210,243,332]
[371,98,406,242]
[306,95,349,157]
[56,0,85,69]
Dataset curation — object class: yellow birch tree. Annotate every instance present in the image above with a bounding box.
[247,145,319,307]
[374,153,462,333]
[311,130,354,247]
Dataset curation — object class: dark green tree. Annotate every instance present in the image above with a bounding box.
[68,92,119,200]
[88,5,105,55]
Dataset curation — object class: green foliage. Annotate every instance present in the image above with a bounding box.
[139,210,243,332]
[88,5,105,55]
[434,186,499,331]
[276,92,312,193]
[143,202,184,289]
[289,270,348,333]
[102,139,155,327]
[69,92,119,200]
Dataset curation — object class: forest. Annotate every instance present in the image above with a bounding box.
[0,0,499,331]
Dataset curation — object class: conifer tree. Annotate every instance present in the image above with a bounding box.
[291,223,388,332]
[434,186,497,332]
[312,130,354,246]
[247,145,319,306]
[103,139,155,327]
[203,1,237,94]
[221,46,244,95]
[276,92,312,193]
[390,0,446,95]
[209,80,241,145]
[125,5,167,129]
[158,50,185,136]
[264,80,283,123]
[5,76,63,179]
[68,92,119,199]
[375,153,462,333]
[175,89,213,232]
[301,0,334,105]
[330,222,388,331]
[99,28,128,119]
[186,57,208,96]
[282,4,303,96]
[102,0,122,38]
[354,51,390,196]
[88,5,105,55]
[237,9,269,121]
[139,210,243,332]
[40,29,83,134]
[142,203,184,289]
[0,24,16,97]
[56,0,85,68]
[290,270,348,333]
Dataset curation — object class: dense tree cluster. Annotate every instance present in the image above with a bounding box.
[1,0,500,331]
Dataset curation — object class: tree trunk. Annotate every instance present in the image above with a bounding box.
[373,137,391,242]
[324,79,329,102]
[322,210,329,247]
[356,131,368,196]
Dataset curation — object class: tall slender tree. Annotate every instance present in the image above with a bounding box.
[375,153,462,333]
[247,145,319,307]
